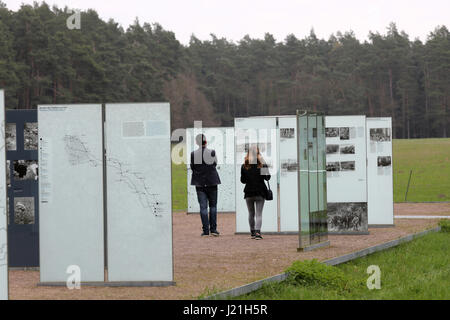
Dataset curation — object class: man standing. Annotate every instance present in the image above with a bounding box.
[190,134,221,237]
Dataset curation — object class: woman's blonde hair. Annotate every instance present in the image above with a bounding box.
[244,144,265,169]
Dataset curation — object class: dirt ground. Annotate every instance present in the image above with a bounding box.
[8,203,445,300]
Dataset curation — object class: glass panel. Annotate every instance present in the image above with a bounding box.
[317,116,328,242]
[308,115,320,245]
[297,114,310,248]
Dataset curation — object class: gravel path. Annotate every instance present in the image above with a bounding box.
[8,203,443,300]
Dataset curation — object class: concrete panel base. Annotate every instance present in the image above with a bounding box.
[297,240,331,252]
[37,281,176,287]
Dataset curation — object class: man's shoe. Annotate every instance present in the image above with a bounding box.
[211,230,220,237]
[201,232,210,237]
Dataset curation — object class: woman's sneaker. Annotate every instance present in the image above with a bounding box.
[250,230,256,239]
[254,232,263,240]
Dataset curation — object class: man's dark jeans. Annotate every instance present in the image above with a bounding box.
[196,185,218,234]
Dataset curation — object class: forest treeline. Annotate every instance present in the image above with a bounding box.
[0,2,448,138]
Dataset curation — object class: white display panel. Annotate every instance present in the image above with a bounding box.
[325,116,367,202]
[186,127,235,213]
[38,104,104,283]
[235,117,278,233]
[279,116,299,232]
[325,116,368,233]
[106,103,173,282]
[0,90,8,300]
[366,118,394,225]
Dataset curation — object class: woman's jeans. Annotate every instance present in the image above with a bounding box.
[246,196,265,231]
[196,186,218,234]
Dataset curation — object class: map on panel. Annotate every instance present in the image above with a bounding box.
[107,156,165,217]
[63,134,164,217]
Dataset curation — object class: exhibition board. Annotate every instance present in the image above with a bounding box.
[186,127,235,213]
[220,115,392,233]
[6,109,40,268]
[235,117,278,233]
[325,116,369,234]
[279,117,299,232]
[38,104,105,283]
[366,118,394,226]
[0,90,8,299]
[105,103,173,283]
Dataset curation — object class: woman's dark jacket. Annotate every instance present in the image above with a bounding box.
[240,164,271,199]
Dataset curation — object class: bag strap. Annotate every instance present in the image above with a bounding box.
[266,180,271,190]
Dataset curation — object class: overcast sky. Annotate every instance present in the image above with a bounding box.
[3,0,449,44]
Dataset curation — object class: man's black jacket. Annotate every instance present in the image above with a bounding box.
[190,147,221,187]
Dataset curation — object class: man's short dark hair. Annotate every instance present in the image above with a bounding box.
[196,134,207,146]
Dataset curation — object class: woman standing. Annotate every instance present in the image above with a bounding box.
[240,145,271,240]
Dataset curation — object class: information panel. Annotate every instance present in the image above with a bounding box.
[38,104,104,283]
[366,118,394,225]
[186,127,235,213]
[325,116,368,234]
[0,90,8,299]
[235,117,278,233]
[106,103,173,282]
[279,117,298,232]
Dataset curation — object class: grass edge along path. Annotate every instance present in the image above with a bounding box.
[235,226,449,300]
[204,225,444,300]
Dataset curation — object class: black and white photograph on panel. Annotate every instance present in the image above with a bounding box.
[6,160,10,187]
[281,159,298,172]
[339,127,350,140]
[340,144,355,154]
[326,127,339,138]
[14,197,35,225]
[327,202,368,233]
[280,128,295,139]
[7,197,9,225]
[236,142,271,154]
[377,156,392,167]
[13,160,38,181]
[326,144,339,154]
[326,162,340,172]
[6,123,16,150]
[340,161,355,171]
[370,128,391,142]
[24,122,38,150]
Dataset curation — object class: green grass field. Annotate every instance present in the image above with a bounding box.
[236,230,450,300]
[171,138,450,210]
[393,138,450,202]
[172,160,188,211]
